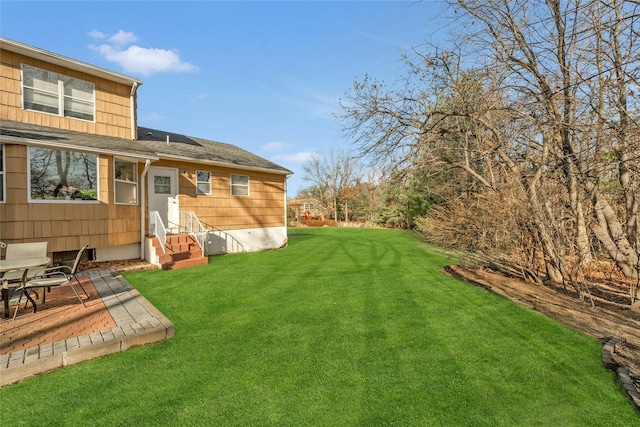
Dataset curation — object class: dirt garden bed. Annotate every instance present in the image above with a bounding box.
[80,258,158,273]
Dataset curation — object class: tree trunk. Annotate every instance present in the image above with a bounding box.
[611,1,639,253]
[344,199,349,223]
[590,192,639,279]
[575,202,591,271]
[527,182,566,284]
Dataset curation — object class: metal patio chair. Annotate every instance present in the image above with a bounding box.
[3,242,49,284]
[2,242,49,304]
[13,244,90,319]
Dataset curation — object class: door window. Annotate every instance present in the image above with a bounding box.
[154,176,171,194]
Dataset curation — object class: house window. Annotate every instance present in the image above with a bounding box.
[115,160,138,204]
[231,174,249,196]
[0,145,4,203]
[22,64,95,121]
[29,147,98,201]
[196,170,211,195]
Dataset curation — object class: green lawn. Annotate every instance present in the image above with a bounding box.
[1,228,637,426]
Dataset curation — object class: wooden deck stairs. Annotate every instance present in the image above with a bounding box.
[151,234,209,270]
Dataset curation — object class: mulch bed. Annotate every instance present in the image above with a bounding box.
[80,259,158,273]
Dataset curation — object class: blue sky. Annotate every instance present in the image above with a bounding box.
[1,1,448,196]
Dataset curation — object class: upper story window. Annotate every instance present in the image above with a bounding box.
[231,174,249,196]
[0,145,5,203]
[22,64,95,121]
[196,170,211,195]
[29,147,98,202]
[115,160,138,204]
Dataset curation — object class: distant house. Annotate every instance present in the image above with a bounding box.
[288,198,325,221]
[0,37,292,269]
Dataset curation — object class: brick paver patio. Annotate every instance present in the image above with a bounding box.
[1,276,117,354]
[0,268,174,386]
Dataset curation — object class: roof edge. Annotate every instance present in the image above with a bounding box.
[156,153,292,176]
[0,134,158,161]
[0,37,143,86]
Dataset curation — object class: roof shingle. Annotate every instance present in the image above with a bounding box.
[0,120,292,175]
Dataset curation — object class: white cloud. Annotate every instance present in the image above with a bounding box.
[88,30,106,39]
[272,151,317,163]
[89,30,198,77]
[108,30,137,46]
[262,141,291,152]
[93,44,198,76]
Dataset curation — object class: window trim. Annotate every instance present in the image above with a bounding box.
[21,64,96,122]
[114,159,138,205]
[0,144,5,203]
[27,146,100,204]
[230,174,250,197]
[196,170,211,195]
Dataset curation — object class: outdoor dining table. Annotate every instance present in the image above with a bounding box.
[0,256,51,318]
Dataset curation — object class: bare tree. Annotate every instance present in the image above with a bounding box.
[302,153,333,219]
[301,150,363,221]
[453,0,639,280]
[340,0,639,295]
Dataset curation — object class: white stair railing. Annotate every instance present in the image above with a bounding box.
[155,210,246,257]
[149,211,167,264]
[180,211,208,256]
[197,220,246,255]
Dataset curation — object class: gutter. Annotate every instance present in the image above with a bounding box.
[284,175,289,232]
[0,135,158,162]
[140,159,152,260]
[130,82,139,140]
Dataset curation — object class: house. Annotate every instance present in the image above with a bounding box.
[0,37,292,269]
[288,197,325,222]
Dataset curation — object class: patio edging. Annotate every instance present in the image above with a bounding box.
[0,269,174,387]
[601,337,640,412]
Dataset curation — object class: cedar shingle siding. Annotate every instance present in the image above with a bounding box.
[0,37,291,260]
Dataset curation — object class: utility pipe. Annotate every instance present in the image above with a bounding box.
[129,82,138,140]
[140,159,151,260]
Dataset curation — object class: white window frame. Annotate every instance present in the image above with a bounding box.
[231,174,250,196]
[114,159,138,205]
[21,64,95,122]
[0,144,5,203]
[196,170,211,195]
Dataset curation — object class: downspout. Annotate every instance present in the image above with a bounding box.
[129,82,139,140]
[140,159,151,260]
[284,174,291,237]
[284,177,287,228]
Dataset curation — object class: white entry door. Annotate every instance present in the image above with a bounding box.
[148,167,179,231]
